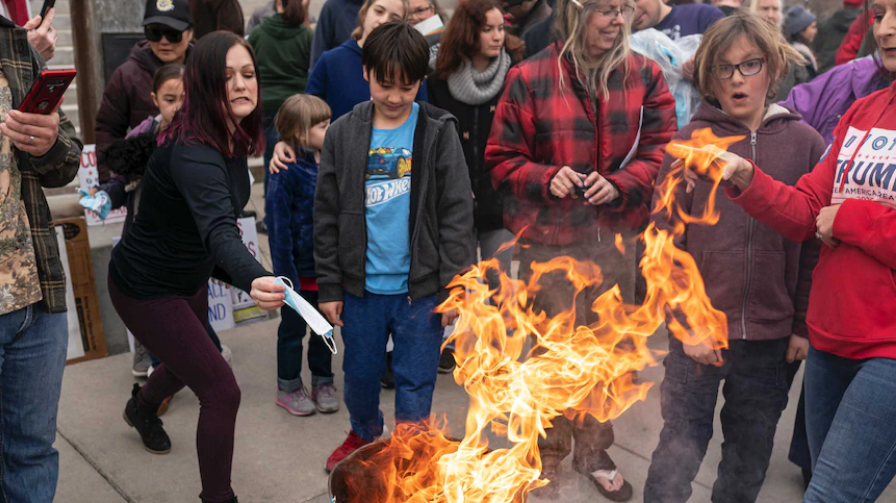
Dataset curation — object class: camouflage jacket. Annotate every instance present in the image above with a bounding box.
[0,16,83,313]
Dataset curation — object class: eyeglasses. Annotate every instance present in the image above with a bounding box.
[410,4,434,18]
[715,57,766,79]
[144,26,184,44]
[570,0,635,19]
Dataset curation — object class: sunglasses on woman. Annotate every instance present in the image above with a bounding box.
[144,26,184,44]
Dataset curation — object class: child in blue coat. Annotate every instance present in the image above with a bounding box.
[264,95,337,416]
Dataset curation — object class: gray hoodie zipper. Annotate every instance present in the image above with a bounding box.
[740,131,758,340]
[407,124,437,304]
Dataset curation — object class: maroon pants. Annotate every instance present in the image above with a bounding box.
[109,276,240,503]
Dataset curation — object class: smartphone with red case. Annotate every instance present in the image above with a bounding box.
[18,69,76,115]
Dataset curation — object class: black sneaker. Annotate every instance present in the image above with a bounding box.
[123,383,172,454]
[380,351,395,389]
[438,348,456,374]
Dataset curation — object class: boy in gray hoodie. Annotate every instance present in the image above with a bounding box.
[314,21,475,472]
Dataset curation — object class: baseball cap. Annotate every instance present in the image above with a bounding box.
[143,0,193,32]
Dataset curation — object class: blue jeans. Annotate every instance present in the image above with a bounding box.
[277,290,334,390]
[0,303,67,503]
[803,347,896,503]
[341,292,442,441]
[262,110,280,196]
[644,337,790,503]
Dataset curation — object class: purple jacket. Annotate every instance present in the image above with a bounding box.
[651,101,825,341]
[780,57,886,145]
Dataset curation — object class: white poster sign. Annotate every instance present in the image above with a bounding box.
[231,217,262,310]
[57,226,85,361]
[208,279,235,332]
[78,145,128,226]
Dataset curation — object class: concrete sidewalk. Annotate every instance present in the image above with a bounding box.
[54,317,896,503]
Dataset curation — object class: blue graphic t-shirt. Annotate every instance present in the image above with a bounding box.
[364,103,419,294]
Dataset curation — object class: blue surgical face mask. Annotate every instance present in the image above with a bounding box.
[78,189,112,221]
[273,277,338,354]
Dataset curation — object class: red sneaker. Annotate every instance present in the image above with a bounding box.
[326,430,371,473]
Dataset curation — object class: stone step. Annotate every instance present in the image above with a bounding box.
[60,102,79,129]
[49,12,69,30]
[29,0,70,15]
[48,45,74,66]
[54,29,72,47]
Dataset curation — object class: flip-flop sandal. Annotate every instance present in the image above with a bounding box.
[587,469,633,502]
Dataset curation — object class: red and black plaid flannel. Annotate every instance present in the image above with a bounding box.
[486,43,677,246]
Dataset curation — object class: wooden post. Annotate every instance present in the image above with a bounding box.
[69,0,100,144]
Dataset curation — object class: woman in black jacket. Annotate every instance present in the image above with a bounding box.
[428,0,522,301]
[108,32,284,503]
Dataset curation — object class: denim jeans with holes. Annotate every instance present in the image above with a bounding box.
[0,302,68,503]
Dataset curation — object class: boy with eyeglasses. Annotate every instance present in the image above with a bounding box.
[96,0,194,186]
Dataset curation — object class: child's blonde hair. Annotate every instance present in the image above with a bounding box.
[275,94,332,150]
[694,10,805,102]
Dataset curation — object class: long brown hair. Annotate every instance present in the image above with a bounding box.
[694,11,805,101]
[435,0,523,79]
[864,0,896,80]
[161,32,264,158]
[351,0,411,40]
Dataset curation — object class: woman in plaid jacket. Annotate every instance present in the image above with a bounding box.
[486,0,676,499]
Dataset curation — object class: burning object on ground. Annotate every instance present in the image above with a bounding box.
[328,129,742,503]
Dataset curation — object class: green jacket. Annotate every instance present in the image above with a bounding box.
[249,14,313,114]
[0,16,83,313]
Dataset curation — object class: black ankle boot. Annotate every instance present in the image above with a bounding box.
[202,496,238,503]
[124,383,172,454]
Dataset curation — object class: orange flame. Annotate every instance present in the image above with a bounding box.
[334,129,742,503]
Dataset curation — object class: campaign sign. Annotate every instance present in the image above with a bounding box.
[833,127,896,209]
[208,279,235,332]
[231,217,261,310]
[78,145,128,226]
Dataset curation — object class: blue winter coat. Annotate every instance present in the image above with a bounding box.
[306,39,428,120]
[265,148,318,283]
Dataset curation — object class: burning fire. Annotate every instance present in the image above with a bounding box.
[336,129,744,503]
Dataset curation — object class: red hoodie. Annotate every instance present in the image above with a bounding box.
[727,82,896,360]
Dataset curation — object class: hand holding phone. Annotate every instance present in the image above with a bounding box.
[19,69,75,115]
[40,0,57,19]
[24,3,57,62]
[0,108,61,157]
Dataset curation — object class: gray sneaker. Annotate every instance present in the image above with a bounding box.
[132,341,151,377]
[312,383,340,413]
[276,388,316,416]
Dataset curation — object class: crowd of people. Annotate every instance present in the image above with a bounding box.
[0,0,893,500]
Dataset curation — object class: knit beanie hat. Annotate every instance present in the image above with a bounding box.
[785,5,815,38]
